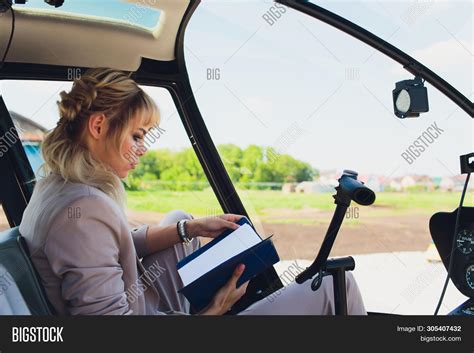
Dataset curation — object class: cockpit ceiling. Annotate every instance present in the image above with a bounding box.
[0,0,191,71]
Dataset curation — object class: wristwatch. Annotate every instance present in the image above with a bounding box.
[177,219,193,244]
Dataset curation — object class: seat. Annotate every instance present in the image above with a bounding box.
[0,264,31,315]
[0,227,53,315]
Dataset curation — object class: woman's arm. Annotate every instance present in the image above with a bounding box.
[143,214,244,254]
[142,222,189,254]
[45,195,133,315]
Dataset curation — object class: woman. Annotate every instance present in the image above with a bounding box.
[19,68,366,315]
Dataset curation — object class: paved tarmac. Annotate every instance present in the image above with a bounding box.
[275,252,469,315]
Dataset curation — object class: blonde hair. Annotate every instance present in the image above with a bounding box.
[40,68,160,206]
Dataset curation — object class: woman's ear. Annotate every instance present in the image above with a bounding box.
[88,113,107,139]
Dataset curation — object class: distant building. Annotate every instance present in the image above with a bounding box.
[281,183,296,194]
[359,174,385,192]
[288,169,471,194]
[401,176,416,189]
[295,181,321,194]
[10,111,47,175]
[439,177,454,191]
[415,175,436,191]
[294,171,339,194]
[451,175,474,192]
[389,179,403,191]
[439,176,474,192]
[431,176,442,190]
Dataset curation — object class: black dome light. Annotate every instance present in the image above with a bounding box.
[392,76,429,118]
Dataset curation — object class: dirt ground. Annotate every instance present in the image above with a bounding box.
[264,214,433,260]
[2,208,433,260]
[126,208,433,260]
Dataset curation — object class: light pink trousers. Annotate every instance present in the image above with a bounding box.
[141,210,367,315]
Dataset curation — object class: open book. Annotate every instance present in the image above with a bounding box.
[177,216,280,312]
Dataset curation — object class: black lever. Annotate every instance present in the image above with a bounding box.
[295,170,375,285]
[336,169,376,206]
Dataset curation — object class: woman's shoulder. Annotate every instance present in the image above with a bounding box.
[20,174,126,243]
[35,173,120,209]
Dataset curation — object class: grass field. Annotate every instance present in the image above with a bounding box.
[126,189,472,222]
[123,189,473,258]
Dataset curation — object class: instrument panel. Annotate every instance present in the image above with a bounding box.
[430,207,474,298]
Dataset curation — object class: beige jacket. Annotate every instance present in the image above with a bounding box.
[19,174,163,315]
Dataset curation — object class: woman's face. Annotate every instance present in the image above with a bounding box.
[87,114,155,179]
[116,117,154,178]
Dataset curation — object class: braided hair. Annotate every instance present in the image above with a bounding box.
[40,68,160,206]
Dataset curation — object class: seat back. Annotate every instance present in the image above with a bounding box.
[0,227,53,315]
[0,263,31,315]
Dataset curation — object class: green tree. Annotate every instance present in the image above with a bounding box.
[240,145,264,182]
[160,148,206,189]
[125,144,318,191]
[217,144,243,182]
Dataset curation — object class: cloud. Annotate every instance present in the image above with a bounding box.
[414,38,471,65]
[391,38,472,76]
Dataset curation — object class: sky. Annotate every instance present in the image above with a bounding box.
[1,0,472,179]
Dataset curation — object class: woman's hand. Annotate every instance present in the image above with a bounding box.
[199,264,249,315]
[187,214,244,239]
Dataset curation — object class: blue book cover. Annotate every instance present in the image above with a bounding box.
[177,217,280,312]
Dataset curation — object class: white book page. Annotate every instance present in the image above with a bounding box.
[178,223,261,286]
